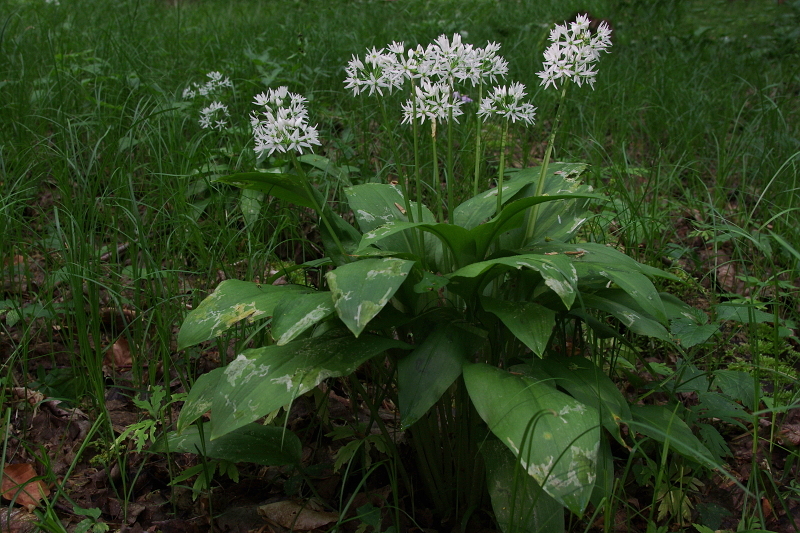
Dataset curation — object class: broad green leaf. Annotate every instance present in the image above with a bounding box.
[449,254,578,309]
[178,281,311,350]
[470,194,600,259]
[412,271,449,293]
[177,368,224,432]
[529,357,631,446]
[239,189,264,228]
[464,363,601,514]
[272,291,335,345]
[156,422,301,466]
[398,323,483,428]
[216,171,314,208]
[714,303,777,324]
[357,220,476,269]
[627,404,717,469]
[453,177,535,229]
[713,369,757,410]
[482,438,565,533]
[538,242,679,281]
[670,318,719,348]
[577,293,670,341]
[345,183,436,256]
[481,296,555,358]
[326,258,415,337]
[454,163,589,230]
[298,154,353,186]
[210,333,408,439]
[595,269,667,324]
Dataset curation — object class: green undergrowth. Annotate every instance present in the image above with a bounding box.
[1,0,799,531]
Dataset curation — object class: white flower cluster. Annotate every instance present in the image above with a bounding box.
[182,71,233,100]
[401,80,464,125]
[198,101,230,131]
[537,14,612,90]
[344,34,509,124]
[250,86,321,157]
[477,82,536,125]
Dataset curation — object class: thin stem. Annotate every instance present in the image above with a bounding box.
[446,104,454,222]
[291,155,349,261]
[380,99,414,224]
[431,121,443,223]
[523,82,569,244]
[473,82,484,197]
[411,80,423,225]
[495,118,510,215]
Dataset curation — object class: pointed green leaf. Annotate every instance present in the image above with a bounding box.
[578,293,670,341]
[357,221,475,267]
[326,258,415,337]
[272,291,335,345]
[345,183,436,256]
[157,422,302,466]
[210,333,408,439]
[481,296,555,358]
[216,171,314,208]
[454,162,589,231]
[450,254,578,308]
[529,357,631,446]
[398,323,483,428]
[464,363,600,514]
[178,281,311,350]
[627,405,718,469]
[177,367,223,433]
[470,194,600,259]
[482,438,565,533]
[595,269,667,324]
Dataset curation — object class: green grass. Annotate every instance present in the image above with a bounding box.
[1,0,799,531]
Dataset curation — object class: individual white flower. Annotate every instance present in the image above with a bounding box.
[401,80,464,125]
[251,86,320,157]
[198,101,230,130]
[537,14,612,89]
[477,82,537,124]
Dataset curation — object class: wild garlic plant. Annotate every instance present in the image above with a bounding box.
[172,15,718,533]
[183,71,234,131]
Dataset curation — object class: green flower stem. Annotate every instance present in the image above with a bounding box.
[523,82,569,244]
[380,99,414,224]
[495,118,510,215]
[473,82,484,197]
[446,106,454,222]
[431,121,444,223]
[291,155,349,262]
[411,80,423,225]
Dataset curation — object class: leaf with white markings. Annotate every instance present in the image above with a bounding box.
[208,333,408,439]
[326,258,415,337]
[464,363,600,515]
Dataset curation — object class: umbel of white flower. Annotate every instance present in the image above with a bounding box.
[199,101,230,130]
[477,82,537,125]
[343,34,509,97]
[401,80,464,125]
[183,71,233,100]
[537,14,612,89]
[250,86,321,157]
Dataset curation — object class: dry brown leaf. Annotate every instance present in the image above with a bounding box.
[258,500,339,531]
[104,336,132,371]
[1,464,50,511]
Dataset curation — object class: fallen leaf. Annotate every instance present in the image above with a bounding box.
[104,336,132,372]
[258,500,339,530]
[1,464,50,511]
